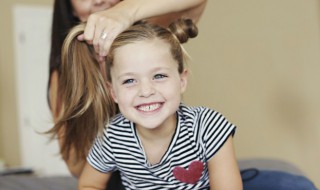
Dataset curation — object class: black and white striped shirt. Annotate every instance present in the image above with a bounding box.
[88,104,236,190]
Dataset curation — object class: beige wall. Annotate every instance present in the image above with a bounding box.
[0,0,52,166]
[0,0,319,187]
[184,0,320,186]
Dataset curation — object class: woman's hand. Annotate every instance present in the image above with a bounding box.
[77,0,207,58]
[78,3,134,58]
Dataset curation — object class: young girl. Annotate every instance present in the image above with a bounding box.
[48,0,206,181]
[60,19,242,189]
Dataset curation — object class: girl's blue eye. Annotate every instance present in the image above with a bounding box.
[154,74,167,80]
[123,79,135,84]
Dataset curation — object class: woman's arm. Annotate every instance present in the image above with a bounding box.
[81,0,207,56]
[49,71,86,178]
[55,121,86,178]
[49,70,60,122]
[123,0,207,24]
[58,131,86,178]
[147,1,206,27]
[208,136,243,190]
[78,162,112,190]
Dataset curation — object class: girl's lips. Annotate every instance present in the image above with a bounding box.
[136,103,162,112]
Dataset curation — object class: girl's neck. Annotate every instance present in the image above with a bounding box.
[135,113,177,141]
[135,113,177,165]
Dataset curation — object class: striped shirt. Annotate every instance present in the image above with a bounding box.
[87,104,236,190]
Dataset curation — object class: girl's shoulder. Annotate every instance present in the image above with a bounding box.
[105,113,132,131]
[179,103,218,117]
[179,103,234,130]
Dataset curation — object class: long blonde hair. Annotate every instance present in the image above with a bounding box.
[48,24,116,160]
[48,19,198,161]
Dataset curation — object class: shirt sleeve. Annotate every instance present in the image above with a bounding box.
[200,108,236,160]
[87,129,117,173]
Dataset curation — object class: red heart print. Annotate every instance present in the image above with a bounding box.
[173,161,204,184]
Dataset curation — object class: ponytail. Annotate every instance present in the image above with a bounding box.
[48,23,116,160]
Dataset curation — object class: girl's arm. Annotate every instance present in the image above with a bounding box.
[208,136,243,190]
[82,0,207,56]
[78,162,112,190]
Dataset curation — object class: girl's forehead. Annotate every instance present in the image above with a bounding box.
[111,40,178,70]
[114,39,171,57]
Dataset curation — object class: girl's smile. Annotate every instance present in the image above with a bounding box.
[136,102,163,112]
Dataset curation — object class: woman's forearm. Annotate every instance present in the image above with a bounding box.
[57,126,87,178]
[49,72,86,178]
[65,154,86,178]
[120,0,207,22]
[58,132,87,178]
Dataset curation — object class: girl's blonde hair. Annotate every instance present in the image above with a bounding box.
[106,19,198,81]
[48,19,198,161]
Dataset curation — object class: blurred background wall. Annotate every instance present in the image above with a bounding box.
[0,0,319,186]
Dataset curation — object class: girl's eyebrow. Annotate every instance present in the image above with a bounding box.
[116,66,174,79]
[151,67,173,72]
[116,72,135,80]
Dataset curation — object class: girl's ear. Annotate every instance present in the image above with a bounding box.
[180,69,188,93]
[106,82,118,103]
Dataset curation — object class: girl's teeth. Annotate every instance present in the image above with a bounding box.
[138,104,160,111]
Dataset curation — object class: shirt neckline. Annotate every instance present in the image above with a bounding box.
[131,111,181,168]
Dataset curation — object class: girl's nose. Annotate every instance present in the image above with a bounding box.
[139,81,155,98]
[93,0,105,6]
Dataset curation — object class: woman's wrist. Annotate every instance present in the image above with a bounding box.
[124,0,207,22]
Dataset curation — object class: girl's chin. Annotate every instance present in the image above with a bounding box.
[135,121,163,130]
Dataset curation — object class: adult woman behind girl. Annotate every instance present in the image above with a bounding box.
[48,0,207,181]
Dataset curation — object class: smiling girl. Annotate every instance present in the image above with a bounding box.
[58,19,242,189]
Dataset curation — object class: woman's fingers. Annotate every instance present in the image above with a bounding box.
[77,33,85,41]
[99,28,118,56]
[83,10,132,56]
[83,12,110,55]
[84,14,97,43]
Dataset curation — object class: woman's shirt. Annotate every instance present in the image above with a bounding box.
[87,104,236,190]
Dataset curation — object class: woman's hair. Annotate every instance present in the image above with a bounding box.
[48,18,198,160]
[48,0,80,108]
